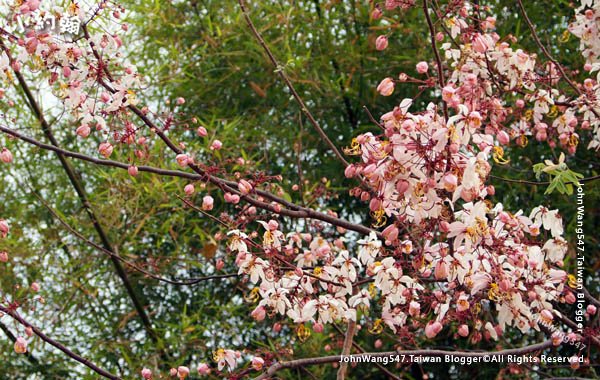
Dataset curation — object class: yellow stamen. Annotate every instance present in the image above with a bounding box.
[368,319,384,335]
[492,146,510,165]
[296,324,311,342]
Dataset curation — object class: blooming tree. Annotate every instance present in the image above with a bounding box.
[0,0,598,379]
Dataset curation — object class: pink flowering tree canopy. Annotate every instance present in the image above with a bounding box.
[0,0,598,379]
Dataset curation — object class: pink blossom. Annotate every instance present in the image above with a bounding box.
[0,251,7,262]
[458,324,469,337]
[14,337,27,354]
[176,154,190,167]
[238,179,253,195]
[375,35,388,51]
[224,193,240,204]
[251,306,266,321]
[1,148,13,163]
[177,366,190,379]
[197,126,207,137]
[0,219,9,238]
[587,305,597,315]
[472,34,490,53]
[141,368,152,379]
[371,8,382,20]
[312,322,324,333]
[416,61,429,74]
[197,363,211,375]
[128,165,139,176]
[376,77,395,96]
[202,195,214,211]
[210,140,222,150]
[176,97,185,105]
[381,224,399,243]
[30,282,40,292]
[251,356,265,371]
[184,184,195,195]
[424,321,443,338]
[98,142,114,158]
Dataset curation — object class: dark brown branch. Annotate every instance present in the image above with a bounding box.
[0,306,121,380]
[0,125,378,237]
[255,340,554,380]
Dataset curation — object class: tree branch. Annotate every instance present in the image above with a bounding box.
[255,341,554,380]
[0,306,121,380]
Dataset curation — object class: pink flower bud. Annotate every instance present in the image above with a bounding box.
[176,154,190,167]
[312,322,324,333]
[565,292,576,304]
[169,368,178,377]
[30,282,40,292]
[141,368,152,379]
[472,34,489,53]
[377,77,395,96]
[0,251,7,262]
[396,179,409,194]
[0,219,8,238]
[371,8,382,20]
[197,126,207,137]
[1,148,13,163]
[197,363,210,375]
[202,195,214,211]
[382,224,399,242]
[458,324,469,337]
[374,339,383,349]
[100,92,111,103]
[587,305,597,315]
[210,140,222,150]
[435,32,444,41]
[98,142,114,158]
[238,179,253,195]
[409,301,421,317]
[273,322,282,333]
[176,97,185,105]
[251,357,265,371]
[76,124,91,138]
[177,366,190,379]
[570,356,581,370]
[375,35,388,51]
[128,165,139,176]
[434,261,448,280]
[416,61,429,74]
[14,337,27,354]
[224,193,240,204]
[442,173,457,192]
[184,184,195,195]
[251,306,266,321]
[425,321,443,338]
[344,165,357,178]
[497,130,510,145]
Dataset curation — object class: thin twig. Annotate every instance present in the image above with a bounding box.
[0,306,121,380]
[238,0,349,167]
